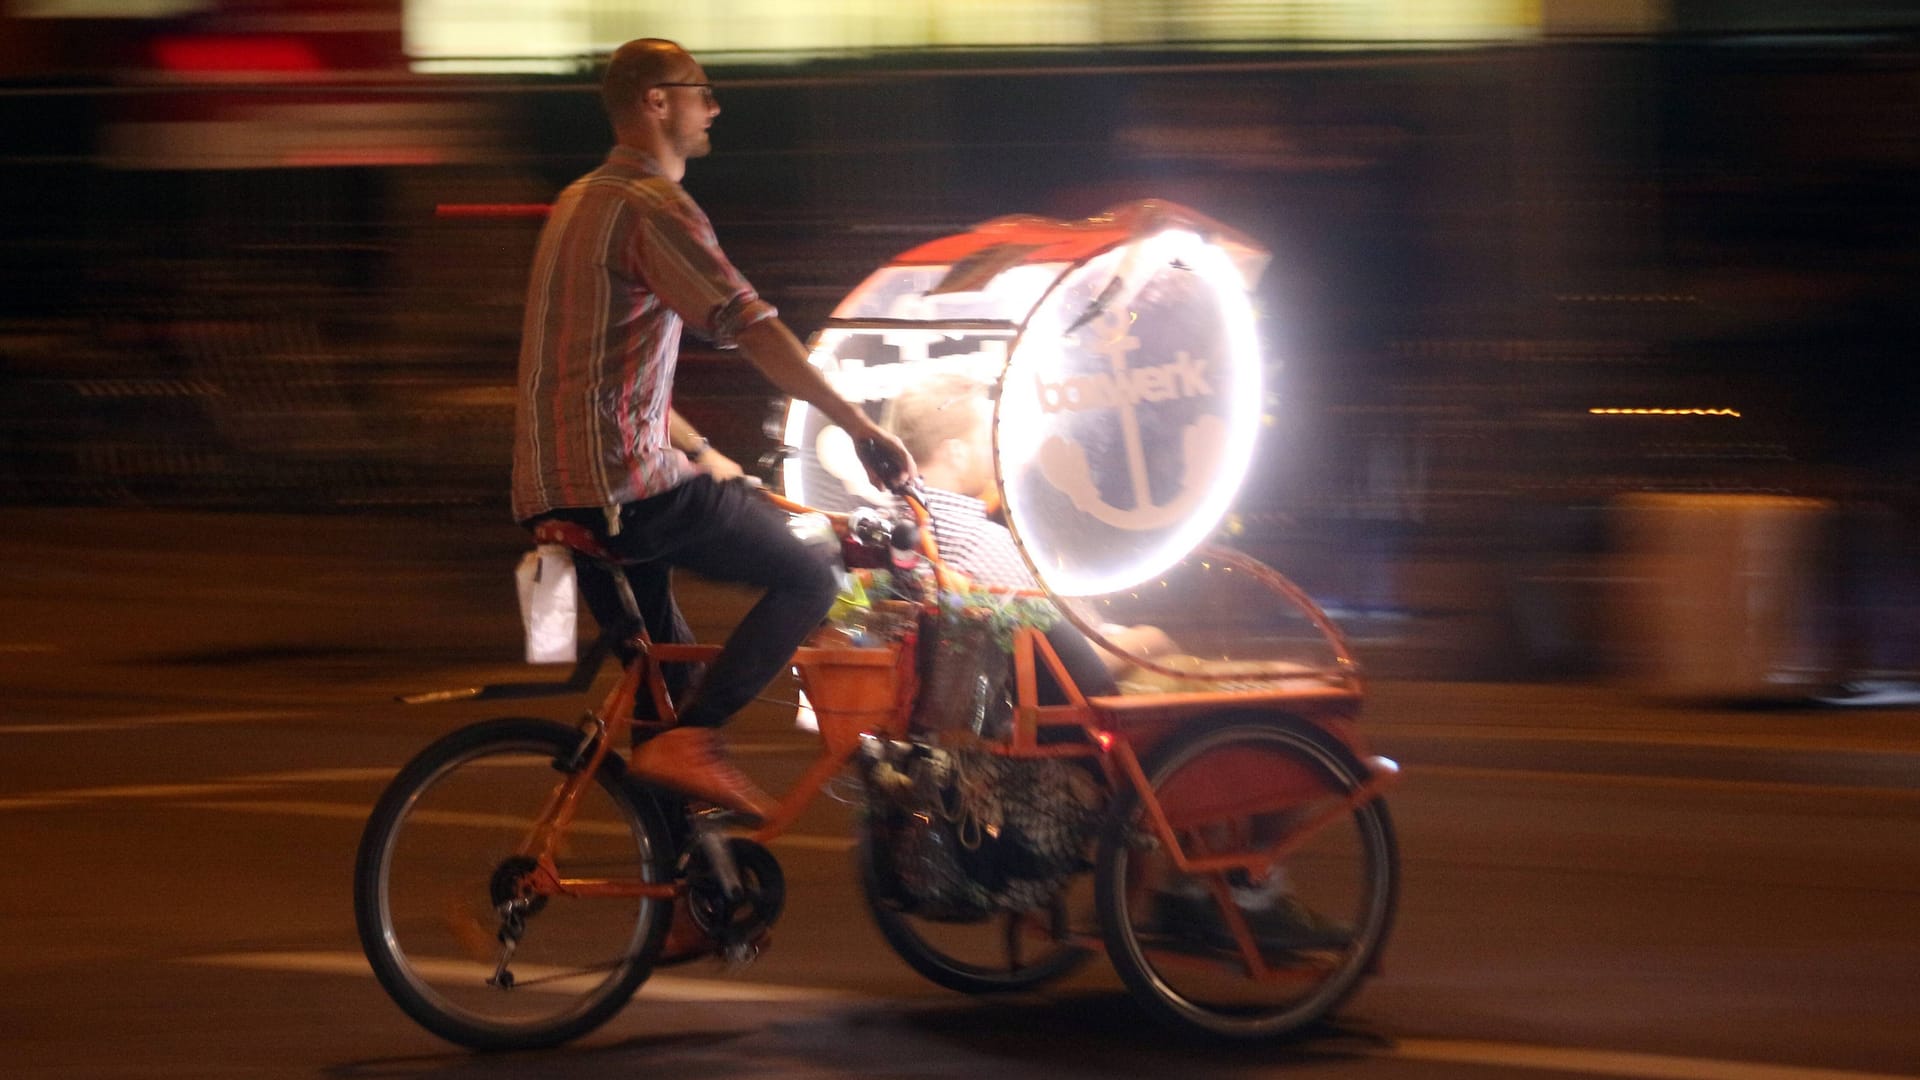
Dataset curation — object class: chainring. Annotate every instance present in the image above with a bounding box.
[685,838,786,943]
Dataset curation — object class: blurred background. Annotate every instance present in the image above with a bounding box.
[3,0,1917,689]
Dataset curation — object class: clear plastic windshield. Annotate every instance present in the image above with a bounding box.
[1060,546,1355,694]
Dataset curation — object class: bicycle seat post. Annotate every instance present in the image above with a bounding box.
[604,558,643,625]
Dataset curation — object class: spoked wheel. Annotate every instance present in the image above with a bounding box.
[353,718,673,1050]
[856,828,1091,994]
[1095,717,1397,1040]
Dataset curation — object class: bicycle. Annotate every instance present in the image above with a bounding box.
[352,489,1401,1049]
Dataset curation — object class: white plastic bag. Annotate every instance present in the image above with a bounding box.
[515,544,577,664]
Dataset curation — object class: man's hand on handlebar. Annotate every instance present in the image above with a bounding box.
[852,427,919,494]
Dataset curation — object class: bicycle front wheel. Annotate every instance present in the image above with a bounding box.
[1095,717,1397,1040]
[354,718,673,1050]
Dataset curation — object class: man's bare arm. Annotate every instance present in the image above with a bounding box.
[734,318,916,486]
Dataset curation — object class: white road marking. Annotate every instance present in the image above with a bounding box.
[0,796,79,811]
[188,799,634,835]
[0,708,316,735]
[39,781,282,800]
[227,767,398,783]
[11,747,1910,832]
[1387,1037,1917,1080]
[180,798,858,850]
[179,799,366,821]
[0,643,60,654]
[1415,764,1920,802]
[1382,722,1920,758]
[186,950,863,1003]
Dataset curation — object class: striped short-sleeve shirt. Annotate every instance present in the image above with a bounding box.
[511,146,777,522]
[915,487,1039,591]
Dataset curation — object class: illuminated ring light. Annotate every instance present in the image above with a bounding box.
[779,324,1026,510]
[779,327,851,509]
[995,228,1263,598]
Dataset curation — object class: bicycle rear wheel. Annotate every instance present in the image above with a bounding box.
[1095,716,1397,1040]
[354,718,672,1050]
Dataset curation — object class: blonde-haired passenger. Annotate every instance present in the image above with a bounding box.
[885,373,1177,690]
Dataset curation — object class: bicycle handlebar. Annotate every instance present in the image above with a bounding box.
[760,480,1031,599]
[855,436,921,498]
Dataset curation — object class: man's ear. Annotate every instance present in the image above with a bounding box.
[939,435,971,473]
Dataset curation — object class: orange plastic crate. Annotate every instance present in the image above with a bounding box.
[793,641,913,752]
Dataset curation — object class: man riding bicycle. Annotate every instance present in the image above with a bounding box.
[511,38,914,822]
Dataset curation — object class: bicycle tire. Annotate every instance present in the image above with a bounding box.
[354,717,673,1050]
[855,826,1091,994]
[1095,715,1398,1040]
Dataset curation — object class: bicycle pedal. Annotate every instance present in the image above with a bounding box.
[720,938,762,970]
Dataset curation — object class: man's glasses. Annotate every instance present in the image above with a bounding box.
[652,81,715,104]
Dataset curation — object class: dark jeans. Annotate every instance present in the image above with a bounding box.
[535,476,841,729]
[1041,621,1119,701]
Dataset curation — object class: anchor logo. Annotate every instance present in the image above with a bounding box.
[1032,307,1227,532]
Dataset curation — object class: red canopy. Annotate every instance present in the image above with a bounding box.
[889,200,1269,286]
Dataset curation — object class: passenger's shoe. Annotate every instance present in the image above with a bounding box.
[629,727,778,823]
[1150,888,1351,953]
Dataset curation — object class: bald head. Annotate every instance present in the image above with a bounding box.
[887,373,996,497]
[602,38,692,130]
